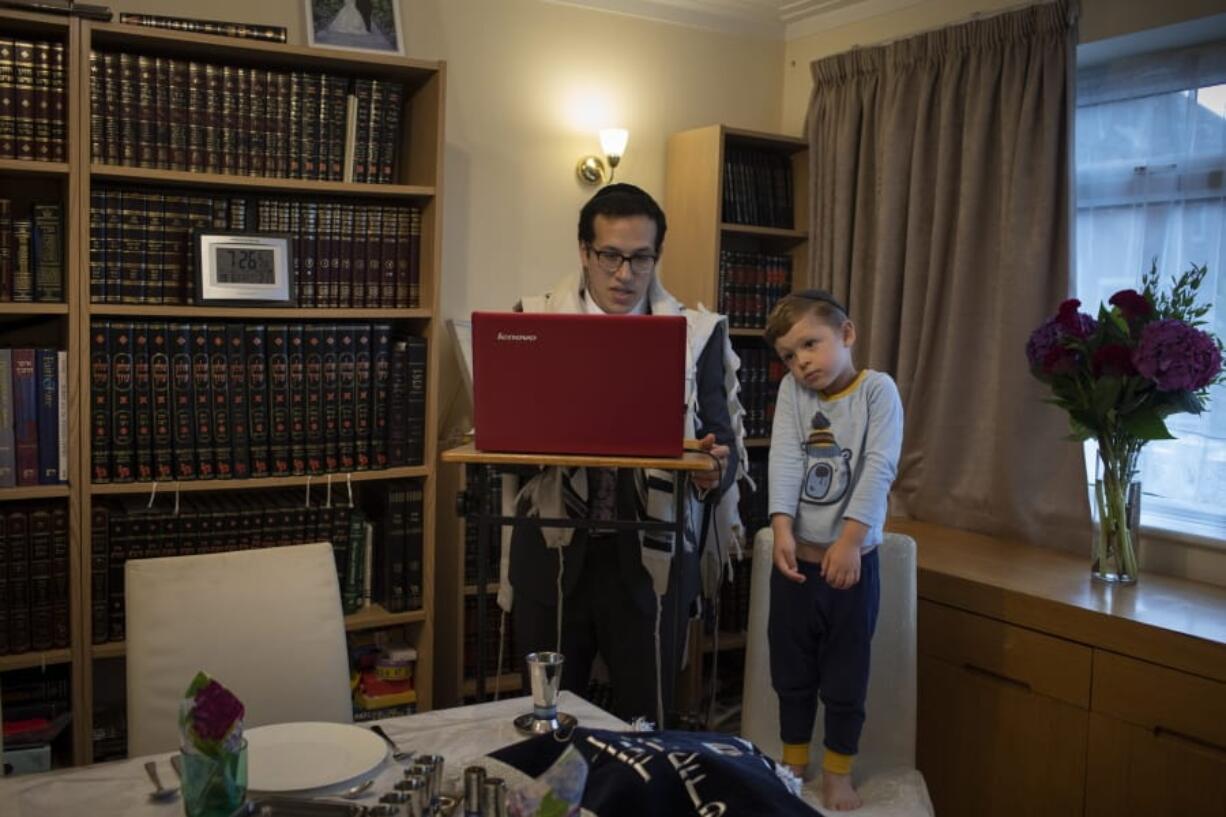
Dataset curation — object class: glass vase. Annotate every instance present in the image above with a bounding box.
[181,740,248,817]
[1092,453,1141,584]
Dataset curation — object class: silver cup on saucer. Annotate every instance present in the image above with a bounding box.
[513,651,578,735]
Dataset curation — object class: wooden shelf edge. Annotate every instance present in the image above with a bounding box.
[90,466,430,495]
[702,631,748,653]
[728,328,766,337]
[87,305,432,319]
[0,484,71,501]
[462,672,523,697]
[0,302,70,315]
[744,438,770,448]
[0,158,70,176]
[344,605,427,632]
[463,582,501,596]
[92,606,427,658]
[720,223,808,240]
[0,648,72,672]
[89,164,436,198]
[722,126,807,150]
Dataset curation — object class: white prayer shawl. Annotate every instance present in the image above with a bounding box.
[497,272,751,616]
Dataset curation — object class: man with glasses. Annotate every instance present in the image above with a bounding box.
[502,183,745,726]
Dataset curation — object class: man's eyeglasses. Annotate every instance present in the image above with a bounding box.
[587,246,657,276]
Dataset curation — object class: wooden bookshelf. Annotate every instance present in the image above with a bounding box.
[665,125,807,716]
[0,10,451,766]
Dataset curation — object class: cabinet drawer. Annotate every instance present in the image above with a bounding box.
[1093,650,1226,751]
[919,599,1091,707]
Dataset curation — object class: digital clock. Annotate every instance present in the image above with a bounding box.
[196,232,294,305]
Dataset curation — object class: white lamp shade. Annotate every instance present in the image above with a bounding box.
[599,128,629,159]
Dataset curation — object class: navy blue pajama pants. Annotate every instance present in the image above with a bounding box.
[767,548,880,756]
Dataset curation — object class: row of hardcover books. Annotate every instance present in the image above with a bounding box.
[722,147,796,229]
[0,200,63,303]
[718,249,791,330]
[89,188,422,307]
[90,481,424,645]
[90,321,426,484]
[0,502,70,656]
[464,592,516,679]
[89,50,404,183]
[0,37,67,163]
[0,348,67,487]
[735,345,785,440]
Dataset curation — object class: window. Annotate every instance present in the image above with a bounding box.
[1075,42,1226,542]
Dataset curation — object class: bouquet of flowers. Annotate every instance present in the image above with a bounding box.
[179,671,247,817]
[1026,263,1223,583]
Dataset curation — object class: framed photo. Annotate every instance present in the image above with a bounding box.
[195,232,295,305]
[305,0,404,55]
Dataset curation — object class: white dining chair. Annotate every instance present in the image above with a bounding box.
[125,542,353,756]
[741,529,934,815]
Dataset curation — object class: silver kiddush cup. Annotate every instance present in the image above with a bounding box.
[513,652,578,735]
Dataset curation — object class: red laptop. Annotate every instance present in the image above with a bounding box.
[472,312,687,458]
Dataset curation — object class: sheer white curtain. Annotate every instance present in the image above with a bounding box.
[1076,41,1226,540]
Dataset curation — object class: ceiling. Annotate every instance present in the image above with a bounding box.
[546,0,928,40]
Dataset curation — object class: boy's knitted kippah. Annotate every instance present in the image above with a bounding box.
[792,288,848,316]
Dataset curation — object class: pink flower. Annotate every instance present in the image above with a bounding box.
[192,680,245,742]
[1133,319,1222,391]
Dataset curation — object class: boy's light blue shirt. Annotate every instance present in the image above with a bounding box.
[768,369,904,550]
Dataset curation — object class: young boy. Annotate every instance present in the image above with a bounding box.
[763,290,904,811]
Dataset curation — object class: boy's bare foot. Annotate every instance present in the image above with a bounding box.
[785,762,807,780]
[821,771,862,811]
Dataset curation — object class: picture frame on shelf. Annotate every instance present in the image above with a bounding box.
[195,232,295,305]
[305,0,404,55]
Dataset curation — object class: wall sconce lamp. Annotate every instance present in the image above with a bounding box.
[576,128,629,185]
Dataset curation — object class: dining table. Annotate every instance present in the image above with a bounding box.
[1,693,626,817]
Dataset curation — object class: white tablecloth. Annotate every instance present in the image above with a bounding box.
[0,694,626,817]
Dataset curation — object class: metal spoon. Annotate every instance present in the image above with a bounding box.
[370,724,414,762]
[144,760,179,802]
[336,778,375,799]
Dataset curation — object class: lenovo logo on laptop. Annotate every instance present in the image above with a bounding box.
[496,332,538,342]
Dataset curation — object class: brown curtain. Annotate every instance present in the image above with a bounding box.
[806,1,1089,548]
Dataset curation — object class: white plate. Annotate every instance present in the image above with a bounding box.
[245,722,388,793]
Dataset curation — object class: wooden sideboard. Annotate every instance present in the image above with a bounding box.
[891,520,1226,817]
